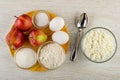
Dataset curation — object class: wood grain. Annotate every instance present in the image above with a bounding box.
[0,0,120,80]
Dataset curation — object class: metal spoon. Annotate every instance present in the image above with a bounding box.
[70,13,88,61]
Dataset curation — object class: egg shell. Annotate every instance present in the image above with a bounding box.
[52,31,69,44]
[49,17,65,31]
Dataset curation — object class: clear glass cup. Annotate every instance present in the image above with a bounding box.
[80,27,117,63]
[32,10,50,29]
[14,47,37,69]
[37,41,66,69]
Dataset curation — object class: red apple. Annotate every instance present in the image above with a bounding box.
[29,29,47,46]
[6,28,24,50]
[14,14,32,31]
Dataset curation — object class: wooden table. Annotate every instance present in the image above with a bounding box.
[0,0,120,80]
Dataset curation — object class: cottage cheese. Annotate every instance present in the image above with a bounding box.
[82,28,116,62]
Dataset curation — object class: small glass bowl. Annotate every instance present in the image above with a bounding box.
[37,41,66,70]
[32,10,50,28]
[14,47,37,69]
[80,27,117,63]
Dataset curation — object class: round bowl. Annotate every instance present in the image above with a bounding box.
[14,47,37,69]
[37,41,66,70]
[80,27,117,63]
[32,10,50,28]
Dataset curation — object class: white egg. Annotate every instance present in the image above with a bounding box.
[52,31,69,44]
[49,17,65,31]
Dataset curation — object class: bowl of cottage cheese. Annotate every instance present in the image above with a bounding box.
[81,27,117,63]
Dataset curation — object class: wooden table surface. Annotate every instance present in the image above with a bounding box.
[0,0,120,80]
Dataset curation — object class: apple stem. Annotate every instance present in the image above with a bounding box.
[14,16,18,18]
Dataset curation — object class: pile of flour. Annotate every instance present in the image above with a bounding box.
[38,42,66,69]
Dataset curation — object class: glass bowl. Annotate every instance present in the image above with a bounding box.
[32,10,50,28]
[37,41,66,70]
[80,27,117,63]
[14,47,37,69]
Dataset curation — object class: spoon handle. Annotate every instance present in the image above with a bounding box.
[70,32,80,61]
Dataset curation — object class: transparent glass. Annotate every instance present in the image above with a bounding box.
[80,27,117,63]
[32,10,50,28]
[37,41,66,69]
[14,47,37,69]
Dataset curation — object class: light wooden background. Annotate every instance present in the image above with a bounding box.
[0,0,120,80]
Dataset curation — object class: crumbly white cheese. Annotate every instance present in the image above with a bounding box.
[82,28,116,62]
[39,43,65,69]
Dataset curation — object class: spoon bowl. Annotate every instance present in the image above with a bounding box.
[75,13,88,30]
[70,13,88,61]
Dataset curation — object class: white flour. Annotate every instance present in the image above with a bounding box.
[38,42,65,69]
[82,28,116,62]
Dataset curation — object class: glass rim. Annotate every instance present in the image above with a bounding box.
[32,10,50,28]
[14,47,37,69]
[37,41,66,69]
[80,27,117,63]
